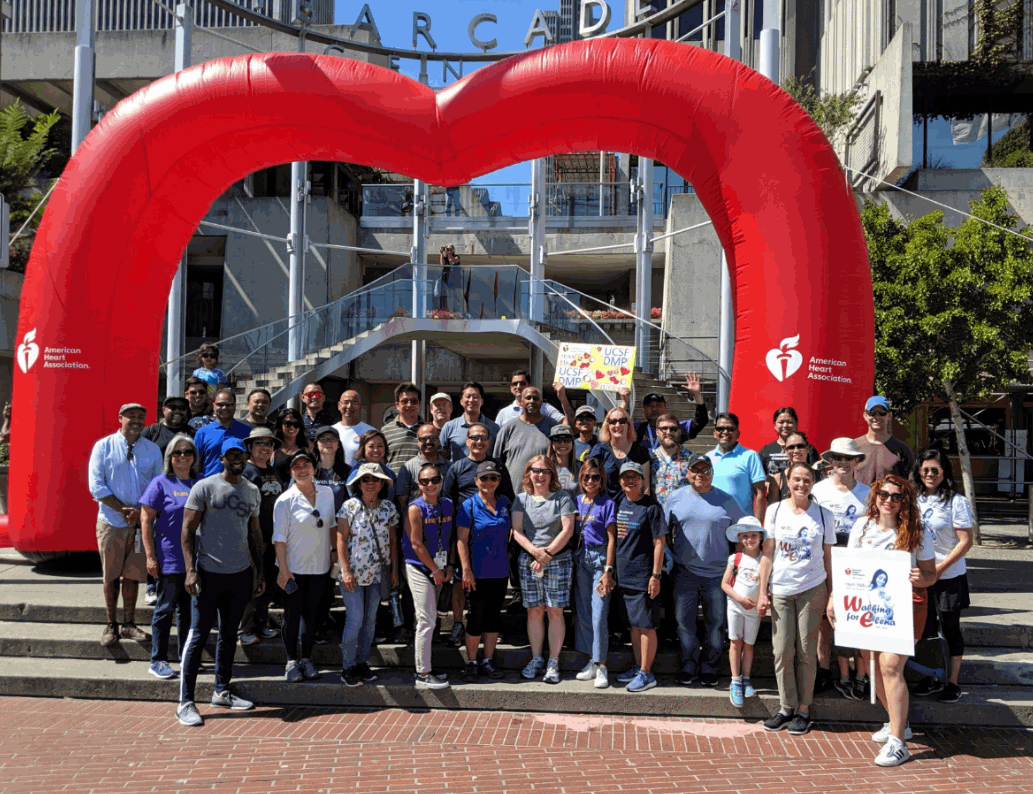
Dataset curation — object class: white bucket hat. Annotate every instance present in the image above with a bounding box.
[725,516,767,543]
[821,437,866,462]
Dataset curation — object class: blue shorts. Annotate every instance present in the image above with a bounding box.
[519,551,572,609]
[621,587,660,631]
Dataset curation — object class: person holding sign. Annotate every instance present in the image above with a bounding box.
[758,462,835,736]
[591,407,651,500]
[830,474,936,767]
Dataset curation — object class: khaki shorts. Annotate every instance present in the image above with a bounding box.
[96,520,147,583]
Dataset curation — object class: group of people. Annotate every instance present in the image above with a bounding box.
[88,369,974,766]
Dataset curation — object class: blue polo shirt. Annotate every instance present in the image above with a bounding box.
[456,493,511,579]
[193,419,251,476]
[706,443,765,517]
[439,415,500,463]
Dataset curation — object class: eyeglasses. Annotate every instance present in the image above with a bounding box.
[170,450,195,457]
[251,440,274,448]
[200,352,216,359]
[281,421,301,429]
[607,418,629,426]
[827,454,853,462]
[304,391,324,399]
[785,443,808,451]
[359,476,380,484]
[398,397,420,405]
[214,402,234,409]
[478,474,501,483]
[582,474,602,482]
[530,467,551,475]
[311,508,324,529]
[467,434,489,442]
[418,475,443,486]
[875,490,904,503]
[714,426,736,434]
[657,426,679,434]
[868,409,890,417]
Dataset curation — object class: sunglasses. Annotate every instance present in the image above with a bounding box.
[607,418,629,426]
[304,391,324,399]
[552,437,573,443]
[582,474,602,482]
[785,443,808,451]
[281,421,301,428]
[467,434,490,442]
[714,427,736,435]
[200,352,216,359]
[875,490,904,503]
[417,436,438,443]
[868,409,890,417]
[170,450,195,457]
[311,508,324,529]
[359,475,381,484]
[827,454,854,462]
[530,467,551,475]
[920,467,943,476]
[478,474,501,483]
[251,439,275,447]
[690,466,713,475]
[657,426,679,433]
[418,475,443,486]
[398,397,420,405]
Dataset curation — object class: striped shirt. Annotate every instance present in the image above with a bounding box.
[381,418,422,470]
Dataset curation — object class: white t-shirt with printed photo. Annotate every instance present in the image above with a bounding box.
[763,500,836,597]
[728,552,762,614]
[917,493,973,579]
[847,517,935,566]
[810,478,870,537]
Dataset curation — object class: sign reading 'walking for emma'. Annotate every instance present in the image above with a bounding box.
[554,343,637,393]
[831,548,914,656]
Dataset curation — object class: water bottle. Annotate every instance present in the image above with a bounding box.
[389,587,404,627]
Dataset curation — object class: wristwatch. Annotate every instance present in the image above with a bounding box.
[650,573,661,580]
[604,565,615,575]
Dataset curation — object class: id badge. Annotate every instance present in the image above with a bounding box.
[434,550,448,568]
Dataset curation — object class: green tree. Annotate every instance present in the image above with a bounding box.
[781,74,862,144]
[863,186,1033,544]
[0,100,62,272]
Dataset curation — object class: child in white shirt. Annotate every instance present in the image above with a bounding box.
[721,516,766,708]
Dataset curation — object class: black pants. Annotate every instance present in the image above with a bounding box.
[281,573,328,661]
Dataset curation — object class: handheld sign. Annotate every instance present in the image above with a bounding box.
[831,547,914,657]
[554,343,636,393]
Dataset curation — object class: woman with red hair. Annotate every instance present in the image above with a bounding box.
[830,474,936,767]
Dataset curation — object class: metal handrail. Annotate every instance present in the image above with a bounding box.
[957,408,1033,462]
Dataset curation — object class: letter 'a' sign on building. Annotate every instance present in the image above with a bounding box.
[831,548,914,656]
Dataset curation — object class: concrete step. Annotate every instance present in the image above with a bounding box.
[2,656,1030,728]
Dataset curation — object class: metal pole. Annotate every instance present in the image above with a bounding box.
[287,33,309,383]
[411,179,428,400]
[71,0,95,153]
[634,157,654,373]
[166,3,192,400]
[529,158,546,388]
[717,0,742,412]
[1028,484,1033,544]
[758,0,779,81]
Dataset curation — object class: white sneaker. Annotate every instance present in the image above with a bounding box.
[210,690,254,711]
[543,658,561,684]
[239,632,259,646]
[576,661,597,681]
[594,664,610,689]
[871,722,913,743]
[521,655,545,679]
[874,737,911,767]
[176,701,203,727]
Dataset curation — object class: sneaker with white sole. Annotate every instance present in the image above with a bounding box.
[285,661,304,682]
[521,655,545,679]
[742,677,757,698]
[594,664,610,689]
[543,658,561,684]
[576,661,597,681]
[299,659,321,680]
[729,678,745,707]
[626,670,657,693]
[479,659,505,680]
[616,665,641,684]
[414,672,450,689]
[874,736,911,767]
[210,690,254,711]
[260,626,280,639]
[871,722,912,743]
[176,701,203,727]
[148,661,176,680]
[144,588,158,606]
[238,632,259,646]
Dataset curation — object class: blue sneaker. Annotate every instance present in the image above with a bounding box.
[616,665,641,684]
[743,677,757,698]
[729,678,745,707]
[626,670,657,693]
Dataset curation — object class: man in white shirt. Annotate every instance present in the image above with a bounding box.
[332,390,374,468]
[494,369,573,427]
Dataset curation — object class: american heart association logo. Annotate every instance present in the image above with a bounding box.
[16,328,39,374]
[765,335,802,382]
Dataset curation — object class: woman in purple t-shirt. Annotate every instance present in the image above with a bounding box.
[140,434,198,680]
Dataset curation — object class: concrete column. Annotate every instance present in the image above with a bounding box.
[634,157,654,372]
[165,3,192,400]
[287,33,309,392]
[71,0,94,153]
[529,158,546,388]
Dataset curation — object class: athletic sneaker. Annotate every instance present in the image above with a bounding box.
[594,664,609,689]
[700,672,719,687]
[521,655,545,679]
[210,690,253,711]
[144,586,158,606]
[414,672,450,689]
[729,679,745,707]
[616,665,642,684]
[742,677,757,698]
[763,711,795,732]
[939,683,962,702]
[449,622,466,647]
[285,661,304,683]
[148,661,176,680]
[238,632,259,646]
[299,659,321,680]
[853,676,869,701]
[120,622,148,641]
[462,662,479,683]
[833,677,857,699]
[626,670,657,693]
[913,676,944,697]
[176,701,203,727]
[356,662,378,683]
[874,736,911,767]
[576,661,597,681]
[787,713,812,735]
[260,626,280,639]
[543,658,561,684]
[678,670,698,687]
[341,667,362,687]
[871,722,912,743]
[479,659,505,680]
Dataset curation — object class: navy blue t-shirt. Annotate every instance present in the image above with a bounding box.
[590,442,651,499]
[614,492,665,591]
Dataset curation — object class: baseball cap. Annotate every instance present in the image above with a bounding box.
[549,424,574,439]
[619,461,644,478]
[313,425,338,440]
[575,405,597,419]
[475,460,502,478]
[865,396,890,412]
[687,453,713,471]
[118,402,147,415]
[220,438,247,456]
[642,392,666,405]
[162,396,188,408]
[429,392,452,404]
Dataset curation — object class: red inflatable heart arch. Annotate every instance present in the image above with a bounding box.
[9,38,872,552]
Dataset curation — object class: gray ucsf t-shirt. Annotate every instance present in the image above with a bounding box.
[185,474,261,574]
[514,490,576,559]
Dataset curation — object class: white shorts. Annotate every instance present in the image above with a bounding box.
[727,603,761,645]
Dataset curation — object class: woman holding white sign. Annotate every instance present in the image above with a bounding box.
[830,474,936,767]
[758,462,835,737]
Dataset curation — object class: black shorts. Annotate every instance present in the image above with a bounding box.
[620,587,660,631]
[929,573,971,614]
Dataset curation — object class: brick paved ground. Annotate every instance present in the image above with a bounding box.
[2,696,1031,794]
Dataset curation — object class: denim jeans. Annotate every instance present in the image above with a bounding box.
[339,579,380,670]
[179,567,252,703]
[573,546,610,663]
[150,571,191,664]
[673,565,727,676]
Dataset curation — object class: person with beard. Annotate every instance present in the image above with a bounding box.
[142,396,195,455]
[242,388,275,430]
[193,388,251,476]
